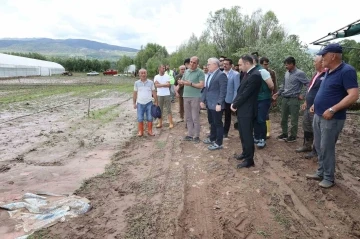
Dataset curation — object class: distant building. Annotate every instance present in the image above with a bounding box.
[0,53,65,78]
[125,64,136,74]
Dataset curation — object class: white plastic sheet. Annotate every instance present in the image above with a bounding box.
[0,192,91,239]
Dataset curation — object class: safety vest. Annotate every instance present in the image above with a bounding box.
[166,70,175,85]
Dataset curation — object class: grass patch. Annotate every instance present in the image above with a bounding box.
[270,207,291,229]
[357,71,360,84]
[256,230,271,237]
[89,104,119,123]
[0,82,134,105]
[155,140,166,149]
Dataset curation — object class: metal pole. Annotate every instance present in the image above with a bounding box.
[88,98,91,117]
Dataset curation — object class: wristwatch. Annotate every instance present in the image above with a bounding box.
[190,82,193,86]
[329,107,335,114]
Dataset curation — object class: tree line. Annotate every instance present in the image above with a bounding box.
[133,6,360,78]
[4,7,359,76]
[4,51,137,74]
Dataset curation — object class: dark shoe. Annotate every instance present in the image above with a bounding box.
[285,136,297,143]
[237,161,255,168]
[203,138,214,144]
[254,138,260,144]
[234,154,245,160]
[305,150,317,159]
[305,173,323,181]
[193,137,200,143]
[319,180,335,188]
[208,143,223,150]
[276,133,288,141]
[183,136,193,141]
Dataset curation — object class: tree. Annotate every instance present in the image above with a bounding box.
[134,43,168,70]
[117,55,133,73]
[206,7,285,57]
[340,39,360,71]
[236,34,314,85]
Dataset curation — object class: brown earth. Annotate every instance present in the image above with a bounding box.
[1,76,360,239]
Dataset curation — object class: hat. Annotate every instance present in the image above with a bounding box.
[151,104,162,119]
[317,43,343,55]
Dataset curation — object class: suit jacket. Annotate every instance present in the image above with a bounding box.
[225,69,240,104]
[233,67,262,118]
[201,69,228,110]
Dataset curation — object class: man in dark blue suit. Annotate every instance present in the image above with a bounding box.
[201,58,228,150]
[231,55,262,168]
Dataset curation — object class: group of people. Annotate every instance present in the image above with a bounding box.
[133,43,359,188]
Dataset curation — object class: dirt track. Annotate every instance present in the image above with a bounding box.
[1,76,360,239]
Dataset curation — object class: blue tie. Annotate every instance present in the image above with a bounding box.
[206,73,212,88]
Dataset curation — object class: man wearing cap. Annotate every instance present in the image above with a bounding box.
[306,43,359,188]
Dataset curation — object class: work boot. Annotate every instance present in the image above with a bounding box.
[296,132,313,152]
[156,118,162,128]
[137,122,144,137]
[305,149,317,159]
[168,115,174,129]
[147,122,155,136]
[296,140,312,152]
[266,120,271,139]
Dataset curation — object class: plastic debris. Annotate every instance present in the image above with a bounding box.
[0,193,91,239]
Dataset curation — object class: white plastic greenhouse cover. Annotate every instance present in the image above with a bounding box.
[0,53,65,78]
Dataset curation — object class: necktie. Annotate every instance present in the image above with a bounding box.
[206,73,212,88]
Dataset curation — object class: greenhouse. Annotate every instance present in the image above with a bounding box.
[0,53,65,78]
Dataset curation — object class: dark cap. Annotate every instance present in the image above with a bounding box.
[317,43,343,55]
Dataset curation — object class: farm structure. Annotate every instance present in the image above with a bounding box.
[0,53,65,78]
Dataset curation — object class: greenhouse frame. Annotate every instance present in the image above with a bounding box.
[0,53,65,78]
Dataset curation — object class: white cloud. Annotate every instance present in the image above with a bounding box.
[0,0,359,53]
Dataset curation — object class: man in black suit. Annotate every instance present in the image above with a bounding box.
[201,57,228,150]
[231,55,263,168]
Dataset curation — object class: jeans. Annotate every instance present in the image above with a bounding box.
[207,109,224,146]
[184,97,201,137]
[313,114,345,182]
[281,97,300,137]
[137,101,153,122]
[170,85,175,101]
[254,99,271,140]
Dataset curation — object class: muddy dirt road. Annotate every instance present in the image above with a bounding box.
[1,76,360,239]
[0,76,135,238]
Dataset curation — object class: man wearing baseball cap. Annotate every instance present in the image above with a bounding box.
[306,43,359,188]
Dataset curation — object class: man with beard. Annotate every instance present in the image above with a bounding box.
[231,55,262,168]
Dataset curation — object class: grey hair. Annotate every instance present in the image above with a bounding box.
[207,57,220,67]
[139,68,147,73]
[179,65,186,70]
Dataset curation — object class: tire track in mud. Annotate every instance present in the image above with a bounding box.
[257,136,360,238]
[176,136,229,239]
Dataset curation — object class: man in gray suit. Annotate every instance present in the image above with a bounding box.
[201,58,228,150]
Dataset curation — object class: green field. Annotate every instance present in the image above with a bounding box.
[0,76,135,105]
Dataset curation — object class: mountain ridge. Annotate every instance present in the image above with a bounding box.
[0,38,138,61]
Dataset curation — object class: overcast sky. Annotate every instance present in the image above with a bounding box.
[1,0,359,53]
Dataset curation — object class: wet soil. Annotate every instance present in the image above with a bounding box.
[1,76,360,239]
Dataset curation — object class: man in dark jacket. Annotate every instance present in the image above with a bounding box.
[201,57,228,150]
[296,55,326,158]
[231,55,262,168]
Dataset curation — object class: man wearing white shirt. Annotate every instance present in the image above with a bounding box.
[154,65,174,129]
[223,58,240,138]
